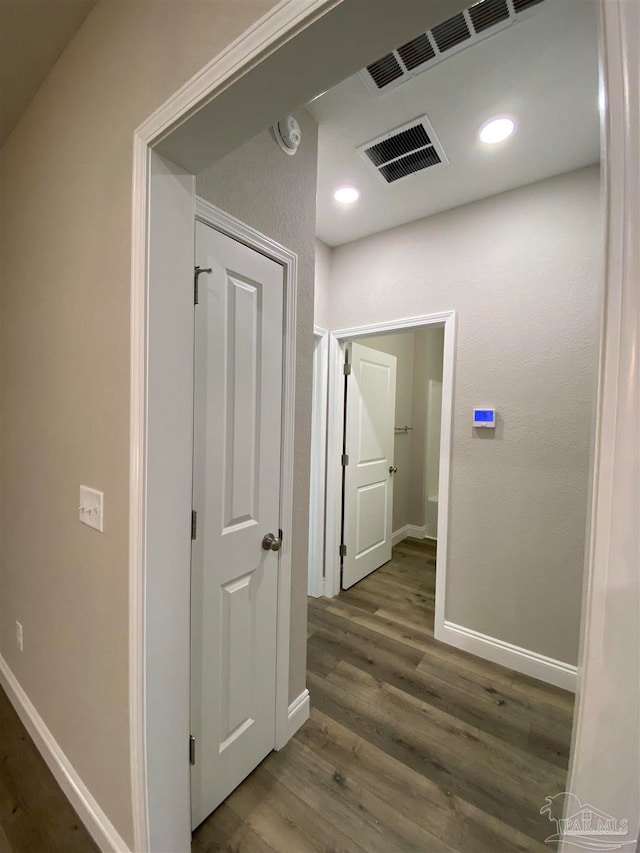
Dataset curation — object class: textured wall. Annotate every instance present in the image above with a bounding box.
[314,239,332,331]
[362,333,416,533]
[324,167,601,665]
[409,327,445,531]
[196,109,318,703]
[0,0,279,845]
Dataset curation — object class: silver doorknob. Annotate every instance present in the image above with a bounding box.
[389,466,398,474]
[262,533,282,552]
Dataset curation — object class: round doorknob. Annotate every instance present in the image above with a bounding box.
[389,466,398,474]
[262,533,282,552]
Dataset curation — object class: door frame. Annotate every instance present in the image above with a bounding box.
[424,377,443,539]
[308,327,329,597]
[131,0,639,849]
[194,195,298,751]
[325,312,456,622]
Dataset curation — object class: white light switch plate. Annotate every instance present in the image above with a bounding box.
[79,485,104,532]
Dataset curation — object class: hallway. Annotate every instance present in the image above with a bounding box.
[193,538,573,852]
[0,539,573,852]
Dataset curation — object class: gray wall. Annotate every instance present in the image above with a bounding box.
[318,166,601,666]
[314,239,332,331]
[196,109,318,702]
[0,1,279,845]
[362,332,416,533]
[410,327,445,533]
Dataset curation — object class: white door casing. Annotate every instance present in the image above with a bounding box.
[308,328,329,597]
[342,342,397,589]
[425,379,443,538]
[190,221,284,829]
[132,3,639,848]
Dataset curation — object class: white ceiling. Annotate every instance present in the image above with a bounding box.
[307,0,600,247]
[0,0,96,146]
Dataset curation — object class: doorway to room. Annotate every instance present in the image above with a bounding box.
[340,325,446,589]
[128,0,631,848]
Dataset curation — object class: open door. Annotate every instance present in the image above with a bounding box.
[190,220,284,828]
[342,342,397,589]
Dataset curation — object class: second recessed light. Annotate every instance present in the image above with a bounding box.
[479,117,515,145]
[334,186,360,204]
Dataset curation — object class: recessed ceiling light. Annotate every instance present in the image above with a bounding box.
[479,117,515,145]
[334,186,360,204]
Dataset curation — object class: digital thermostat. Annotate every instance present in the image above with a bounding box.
[473,408,496,428]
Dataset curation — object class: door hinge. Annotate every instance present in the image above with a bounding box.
[341,454,349,466]
[189,735,196,766]
[343,361,352,376]
[191,510,197,540]
[339,544,347,557]
[194,266,212,305]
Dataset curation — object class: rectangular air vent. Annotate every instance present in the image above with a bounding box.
[469,0,510,32]
[513,0,545,10]
[358,117,448,185]
[366,53,404,89]
[397,33,435,70]
[360,0,549,95]
[431,12,471,52]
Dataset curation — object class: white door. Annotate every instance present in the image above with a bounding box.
[342,342,397,589]
[190,220,284,829]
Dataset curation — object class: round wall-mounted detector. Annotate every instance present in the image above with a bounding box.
[273,116,302,156]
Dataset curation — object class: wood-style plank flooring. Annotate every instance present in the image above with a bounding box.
[0,685,98,852]
[0,538,574,851]
[194,538,574,853]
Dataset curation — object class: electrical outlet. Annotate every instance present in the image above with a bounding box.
[16,621,23,652]
[79,486,104,533]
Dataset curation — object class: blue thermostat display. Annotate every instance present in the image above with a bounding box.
[473,408,496,428]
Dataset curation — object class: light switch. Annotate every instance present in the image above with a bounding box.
[79,486,104,533]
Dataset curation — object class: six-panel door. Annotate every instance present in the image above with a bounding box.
[342,342,397,589]
[190,221,284,829]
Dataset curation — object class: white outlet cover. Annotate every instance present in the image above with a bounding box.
[79,485,104,533]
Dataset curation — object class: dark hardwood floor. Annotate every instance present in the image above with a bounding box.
[0,538,574,852]
[194,538,574,853]
[0,685,98,852]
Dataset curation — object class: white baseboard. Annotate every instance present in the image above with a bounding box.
[0,656,132,853]
[286,688,310,741]
[436,621,577,692]
[392,524,427,546]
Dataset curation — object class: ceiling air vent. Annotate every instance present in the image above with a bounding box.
[469,0,510,33]
[366,53,404,89]
[360,0,549,95]
[397,33,435,71]
[431,12,471,52]
[513,0,545,10]
[358,117,448,185]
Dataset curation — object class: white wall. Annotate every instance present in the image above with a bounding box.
[318,166,601,667]
[564,3,640,841]
[196,109,318,703]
